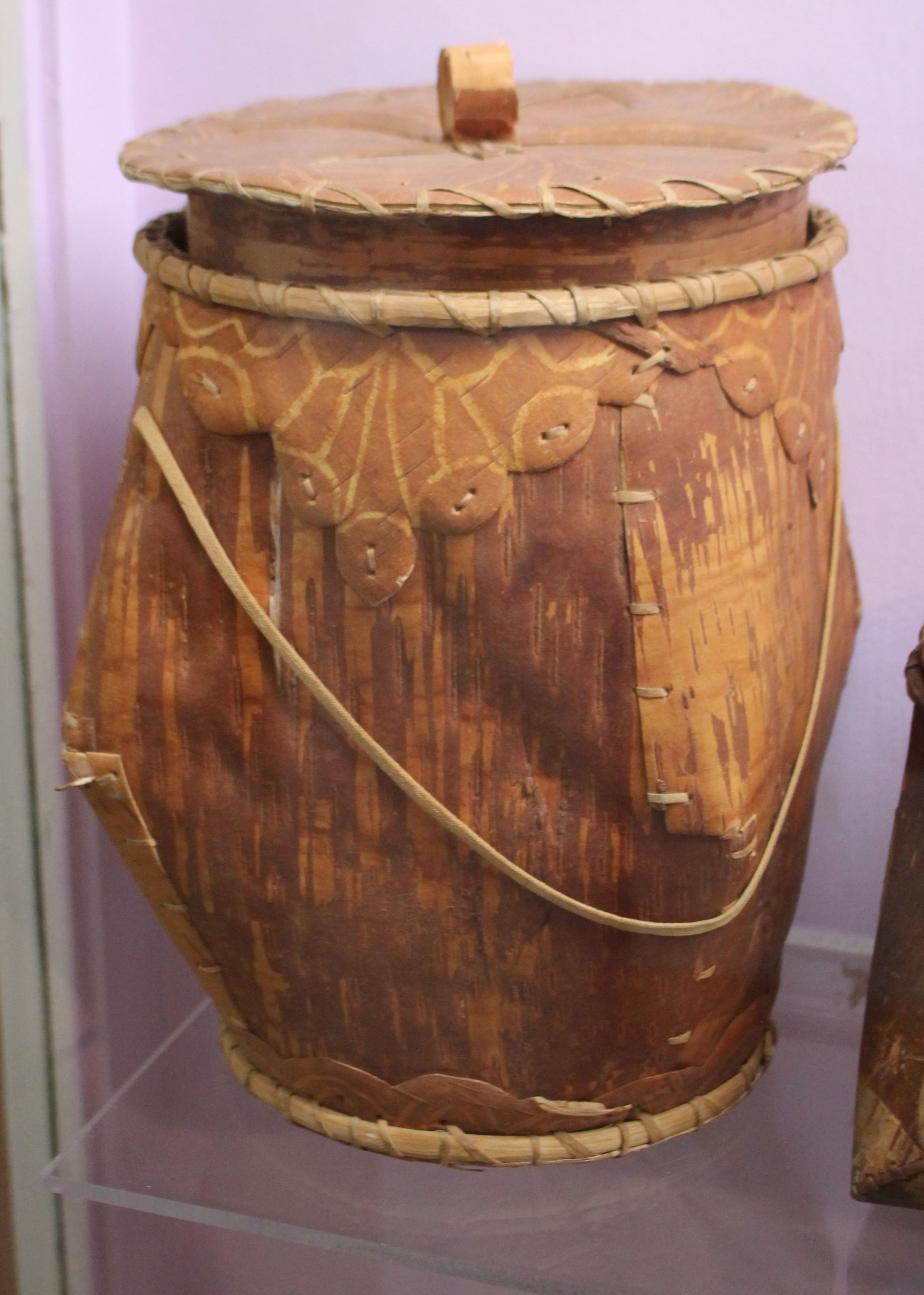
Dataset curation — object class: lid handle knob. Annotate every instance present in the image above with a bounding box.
[438,42,518,145]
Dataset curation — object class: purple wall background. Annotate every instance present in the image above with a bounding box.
[22,1,924,1290]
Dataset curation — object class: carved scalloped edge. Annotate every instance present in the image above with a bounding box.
[147,287,660,604]
[221,997,769,1137]
[142,266,840,609]
[221,1024,775,1166]
[222,1025,629,1136]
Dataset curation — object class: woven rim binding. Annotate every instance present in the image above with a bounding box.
[220,1025,774,1167]
[135,206,846,334]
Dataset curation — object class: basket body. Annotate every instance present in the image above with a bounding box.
[852,639,924,1207]
[64,211,858,1164]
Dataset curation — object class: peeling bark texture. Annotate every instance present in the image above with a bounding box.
[65,266,858,1139]
[853,636,924,1208]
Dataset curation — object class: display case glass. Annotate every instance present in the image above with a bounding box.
[44,938,924,1294]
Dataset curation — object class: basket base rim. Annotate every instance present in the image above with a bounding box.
[219,1024,775,1168]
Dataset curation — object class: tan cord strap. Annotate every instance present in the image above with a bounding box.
[133,406,843,937]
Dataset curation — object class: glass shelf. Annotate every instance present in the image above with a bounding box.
[44,939,924,1294]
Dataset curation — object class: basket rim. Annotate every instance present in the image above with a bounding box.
[220,1025,774,1167]
[134,205,847,334]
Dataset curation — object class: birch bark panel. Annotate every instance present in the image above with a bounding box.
[185,187,811,291]
[853,705,924,1206]
[622,282,839,843]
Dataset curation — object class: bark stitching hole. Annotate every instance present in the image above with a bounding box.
[452,488,477,513]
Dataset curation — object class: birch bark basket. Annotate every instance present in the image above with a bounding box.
[63,44,860,1165]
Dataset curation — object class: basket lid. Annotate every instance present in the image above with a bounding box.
[120,44,855,221]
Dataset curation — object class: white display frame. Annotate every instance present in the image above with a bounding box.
[0,1,83,1290]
